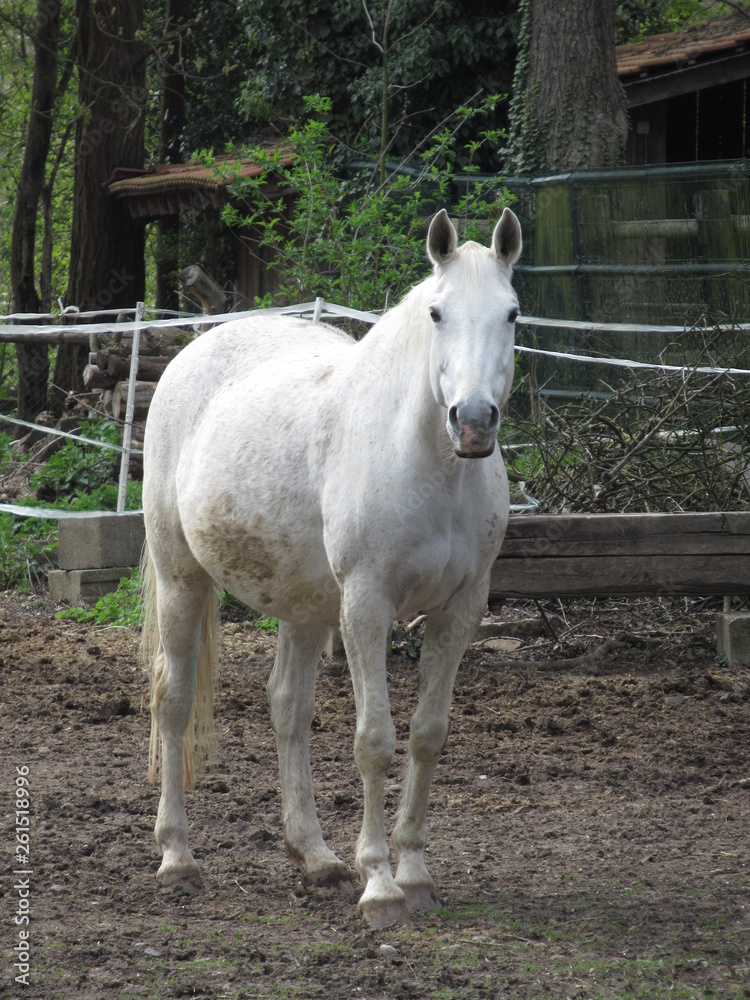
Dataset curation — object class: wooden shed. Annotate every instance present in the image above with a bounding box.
[617,11,750,165]
[105,148,293,308]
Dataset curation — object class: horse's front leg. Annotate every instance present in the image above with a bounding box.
[341,585,408,928]
[392,578,489,911]
[267,621,352,890]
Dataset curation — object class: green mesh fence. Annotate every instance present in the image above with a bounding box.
[500,160,750,395]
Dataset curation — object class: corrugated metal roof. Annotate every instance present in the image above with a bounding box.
[617,10,750,78]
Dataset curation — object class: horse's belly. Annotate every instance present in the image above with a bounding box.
[182,507,340,626]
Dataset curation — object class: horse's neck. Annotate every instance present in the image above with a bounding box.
[356,282,456,469]
[359,282,433,393]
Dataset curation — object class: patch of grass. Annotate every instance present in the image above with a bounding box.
[55,570,143,628]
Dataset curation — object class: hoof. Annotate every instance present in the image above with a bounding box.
[303,860,355,895]
[156,862,203,895]
[398,879,439,912]
[358,896,410,929]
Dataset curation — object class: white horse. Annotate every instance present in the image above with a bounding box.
[141,207,522,928]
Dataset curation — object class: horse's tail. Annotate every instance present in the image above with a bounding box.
[141,543,218,790]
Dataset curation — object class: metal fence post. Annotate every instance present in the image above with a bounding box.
[117,300,144,513]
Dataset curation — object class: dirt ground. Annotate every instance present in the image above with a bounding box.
[0,589,749,1000]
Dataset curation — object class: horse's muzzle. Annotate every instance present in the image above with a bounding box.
[448,400,500,458]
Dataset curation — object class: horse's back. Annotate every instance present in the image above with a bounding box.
[151,316,352,420]
[143,315,352,619]
[145,315,353,477]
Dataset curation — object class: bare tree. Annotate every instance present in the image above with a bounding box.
[10,0,62,422]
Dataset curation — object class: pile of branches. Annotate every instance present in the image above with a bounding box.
[515,353,750,514]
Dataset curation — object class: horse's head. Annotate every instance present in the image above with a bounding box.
[426,208,522,458]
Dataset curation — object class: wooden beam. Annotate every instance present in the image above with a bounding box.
[491,512,750,599]
[623,49,750,107]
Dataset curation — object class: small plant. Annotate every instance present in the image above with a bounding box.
[391,624,422,660]
[254,615,279,633]
[55,570,143,628]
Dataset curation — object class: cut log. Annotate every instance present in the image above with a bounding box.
[101,389,114,418]
[112,381,158,421]
[83,364,118,389]
[180,263,226,314]
[107,354,172,381]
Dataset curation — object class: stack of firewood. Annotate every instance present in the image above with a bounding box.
[81,326,190,454]
[77,264,226,463]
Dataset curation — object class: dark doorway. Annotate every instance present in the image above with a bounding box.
[666,79,747,161]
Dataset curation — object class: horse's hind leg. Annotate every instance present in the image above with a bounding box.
[267,621,352,890]
[392,580,489,911]
[151,564,215,890]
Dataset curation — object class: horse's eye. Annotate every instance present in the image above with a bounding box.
[429,306,442,324]
[508,307,519,324]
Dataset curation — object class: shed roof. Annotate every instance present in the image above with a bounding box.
[105,147,293,221]
[616,10,750,106]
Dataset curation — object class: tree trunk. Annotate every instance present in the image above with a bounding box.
[10,0,61,422]
[508,0,628,174]
[53,0,146,414]
[156,0,189,312]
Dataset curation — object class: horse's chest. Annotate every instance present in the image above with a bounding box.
[376,499,506,616]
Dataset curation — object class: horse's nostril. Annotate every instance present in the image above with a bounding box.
[490,404,500,426]
[448,405,459,431]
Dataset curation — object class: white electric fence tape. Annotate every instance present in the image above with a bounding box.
[1,301,748,521]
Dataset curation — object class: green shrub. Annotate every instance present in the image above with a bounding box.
[0,421,141,591]
[30,421,122,500]
[221,93,513,315]
[0,513,57,591]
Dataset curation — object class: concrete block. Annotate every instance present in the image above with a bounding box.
[57,512,144,570]
[48,566,135,604]
[716,612,750,666]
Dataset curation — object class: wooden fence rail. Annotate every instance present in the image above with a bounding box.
[491,511,750,599]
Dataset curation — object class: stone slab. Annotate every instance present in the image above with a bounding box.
[716,612,750,666]
[48,566,135,605]
[57,512,144,570]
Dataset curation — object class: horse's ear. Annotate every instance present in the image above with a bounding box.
[491,207,522,267]
[427,209,458,265]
